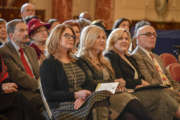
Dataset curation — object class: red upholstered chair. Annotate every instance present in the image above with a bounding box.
[160,53,178,68]
[168,63,180,82]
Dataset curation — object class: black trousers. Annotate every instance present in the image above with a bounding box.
[117,100,152,120]
[0,92,45,120]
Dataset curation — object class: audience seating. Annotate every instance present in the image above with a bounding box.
[160,53,178,68]
[39,81,54,120]
[167,63,180,82]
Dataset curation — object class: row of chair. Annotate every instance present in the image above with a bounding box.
[40,52,180,120]
[160,53,180,82]
[39,82,54,120]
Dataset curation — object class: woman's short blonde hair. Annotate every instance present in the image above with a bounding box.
[46,24,75,56]
[77,25,105,57]
[77,25,114,74]
[106,28,131,52]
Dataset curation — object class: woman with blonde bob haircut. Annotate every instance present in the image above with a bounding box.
[106,28,131,54]
[105,28,180,120]
[77,25,152,120]
[77,25,112,71]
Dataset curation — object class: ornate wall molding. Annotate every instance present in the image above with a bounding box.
[155,0,169,17]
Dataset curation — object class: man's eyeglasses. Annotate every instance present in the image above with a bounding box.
[63,33,76,40]
[139,32,157,38]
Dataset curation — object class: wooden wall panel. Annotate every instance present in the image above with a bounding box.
[52,0,72,23]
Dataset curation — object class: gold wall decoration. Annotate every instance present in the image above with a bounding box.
[155,0,169,17]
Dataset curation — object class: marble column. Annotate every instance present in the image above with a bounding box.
[52,0,72,23]
[95,0,114,29]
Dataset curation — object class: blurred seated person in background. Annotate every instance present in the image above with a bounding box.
[104,28,180,120]
[72,15,79,20]
[21,3,36,21]
[79,11,92,21]
[77,25,152,120]
[24,15,39,24]
[91,19,111,36]
[0,56,44,120]
[112,18,131,31]
[91,19,106,30]
[48,19,60,33]
[78,12,91,31]
[0,19,43,112]
[78,18,91,32]
[63,20,80,53]
[28,18,49,64]
[112,18,132,52]
[0,18,7,45]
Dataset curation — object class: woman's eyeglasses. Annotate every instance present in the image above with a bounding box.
[63,33,76,40]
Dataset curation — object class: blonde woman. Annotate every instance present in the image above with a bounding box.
[77,25,152,120]
[104,28,180,120]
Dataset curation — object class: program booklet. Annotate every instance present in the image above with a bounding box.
[95,82,119,94]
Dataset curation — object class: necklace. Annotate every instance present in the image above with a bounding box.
[63,62,78,91]
[88,53,102,70]
[70,62,77,90]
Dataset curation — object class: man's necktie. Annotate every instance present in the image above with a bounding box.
[19,48,34,78]
[150,53,170,86]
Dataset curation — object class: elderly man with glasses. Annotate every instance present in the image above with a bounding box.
[131,25,172,87]
[131,24,180,119]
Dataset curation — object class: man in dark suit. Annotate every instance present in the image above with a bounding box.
[0,19,43,111]
[0,55,44,120]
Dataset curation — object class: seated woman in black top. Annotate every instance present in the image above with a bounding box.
[104,28,180,120]
[0,56,44,120]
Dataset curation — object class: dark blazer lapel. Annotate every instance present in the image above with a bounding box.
[6,42,19,57]
[114,52,134,74]
[5,42,25,70]
[122,56,135,77]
